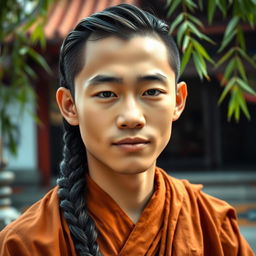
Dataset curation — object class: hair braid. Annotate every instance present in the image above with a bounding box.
[57,120,101,256]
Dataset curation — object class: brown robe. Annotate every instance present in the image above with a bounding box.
[0,168,254,255]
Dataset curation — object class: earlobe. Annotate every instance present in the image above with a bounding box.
[56,87,79,126]
[173,81,187,121]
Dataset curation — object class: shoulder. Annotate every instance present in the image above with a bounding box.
[158,168,237,230]
[167,172,235,225]
[159,169,254,255]
[0,187,72,255]
[1,186,60,234]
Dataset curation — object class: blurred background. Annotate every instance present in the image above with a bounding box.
[1,0,255,251]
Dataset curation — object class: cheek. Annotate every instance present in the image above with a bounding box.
[149,102,175,150]
[150,102,175,131]
[77,105,104,146]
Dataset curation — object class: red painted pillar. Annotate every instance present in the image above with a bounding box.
[36,78,51,186]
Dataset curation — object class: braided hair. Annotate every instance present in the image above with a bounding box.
[57,4,180,256]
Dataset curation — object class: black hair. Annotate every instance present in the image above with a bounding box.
[57,4,180,256]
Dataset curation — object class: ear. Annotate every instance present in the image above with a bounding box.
[56,87,79,126]
[173,81,187,121]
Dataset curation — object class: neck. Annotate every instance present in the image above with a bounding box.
[88,161,155,223]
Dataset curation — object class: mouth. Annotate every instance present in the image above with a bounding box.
[112,137,150,152]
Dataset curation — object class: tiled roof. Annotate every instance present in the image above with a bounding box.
[44,0,138,39]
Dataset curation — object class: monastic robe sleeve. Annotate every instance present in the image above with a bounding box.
[195,186,255,256]
[0,228,32,256]
[219,210,254,256]
[0,187,76,256]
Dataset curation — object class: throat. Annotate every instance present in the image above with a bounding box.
[123,188,154,223]
[108,172,155,223]
[88,165,156,224]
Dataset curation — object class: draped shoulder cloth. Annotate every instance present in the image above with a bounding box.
[0,168,254,255]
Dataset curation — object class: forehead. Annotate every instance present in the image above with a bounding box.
[85,35,169,66]
[74,35,175,86]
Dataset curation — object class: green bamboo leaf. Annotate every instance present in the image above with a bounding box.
[236,78,256,95]
[191,39,214,63]
[187,22,204,39]
[167,0,182,17]
[237,27,246,51]
[200,33,215,44]
[215,47,235,67]
[208,0,217,24]
[238,0,252,17]
[227,98,235,121]
[238,48,256,68]
[31,25,40,42]
[177,21,188,46]
[248,13,255,27]
[28,48,51,74]
[235,104,240,121]
[218,16,240,53]
[32,24,46,48]
[192,53,203,80]
[31,24,44,44]
[222,58,236,84]
[228,87,239,121]
[192,52,209,80]
[169,13,184,33]
[187,14,203,27]
[217,0,227,17]
[24,65,37,79]
[181,43,193,74]
[182,35,190,52]
[185,0,197,11]
[218,30,236,52]
[218,77,236,103]
[225,16,240,39]
[196,50,207,70]
[236,88,250,119]
[235,57,247,81]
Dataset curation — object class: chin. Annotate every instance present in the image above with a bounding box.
[112,161,155,175]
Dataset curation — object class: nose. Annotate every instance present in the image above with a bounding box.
[116,97,145,129]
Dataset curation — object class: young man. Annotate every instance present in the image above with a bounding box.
[0,4,254,256]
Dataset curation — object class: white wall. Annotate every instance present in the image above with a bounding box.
[3,101,37,171]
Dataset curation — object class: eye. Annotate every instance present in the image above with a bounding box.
[143,89,163,96]
[96,91,117,98]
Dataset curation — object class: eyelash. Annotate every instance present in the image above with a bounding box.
[95,89,164,98]
[142,89,163,96]
[96,91,117,98]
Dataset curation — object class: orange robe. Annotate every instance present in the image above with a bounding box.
[0,168,254,255]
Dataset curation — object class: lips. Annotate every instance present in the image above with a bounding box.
[113,137,150,145]
[112,137,150,152]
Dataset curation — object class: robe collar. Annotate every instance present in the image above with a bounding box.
[86,167,186,255]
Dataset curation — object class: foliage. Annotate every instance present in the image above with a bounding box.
[0,0,53,156]
[166,0,256,121]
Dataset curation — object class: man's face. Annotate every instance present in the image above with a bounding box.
[73,35,186,175]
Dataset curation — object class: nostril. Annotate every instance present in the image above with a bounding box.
[117,115,145,129]
[135,123,143,128]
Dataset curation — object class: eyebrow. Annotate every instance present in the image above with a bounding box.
[87,75,123,86]
[137,73,168,84]
[87,73,168,86]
